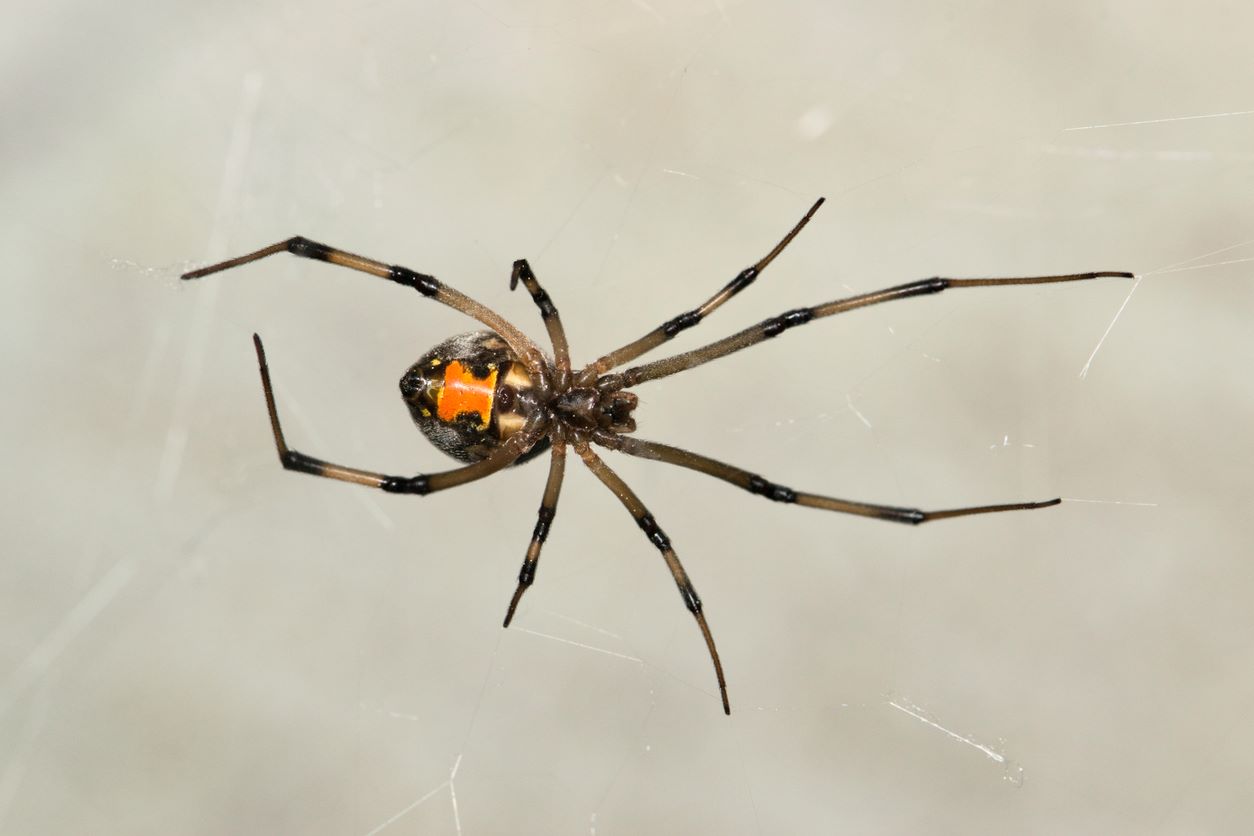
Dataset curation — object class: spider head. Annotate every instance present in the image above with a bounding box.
[600,390,638,433]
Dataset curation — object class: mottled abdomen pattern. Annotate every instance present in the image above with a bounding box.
[399,331,550,464]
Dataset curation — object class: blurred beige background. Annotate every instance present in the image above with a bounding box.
[4,0,1252,832]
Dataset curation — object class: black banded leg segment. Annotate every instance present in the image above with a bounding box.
[510,259,572,384]
[593,430,1062,524]
[182,236,428,287]
[577,197,826,385]
[253,334,544,494]
[573,438,730,715]
[503,430,568,627]
[182,237,551,388]
[607,270,1135,389]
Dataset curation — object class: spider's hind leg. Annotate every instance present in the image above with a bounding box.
[595,430,1064,524]
[575,437,730,715]
[250,333,542,495]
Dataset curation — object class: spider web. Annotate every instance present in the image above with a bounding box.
[4,0,1253,833]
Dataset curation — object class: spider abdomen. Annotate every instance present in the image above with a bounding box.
[399,331,549,464]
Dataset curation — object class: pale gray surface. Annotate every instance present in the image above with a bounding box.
[4,1,1252,833]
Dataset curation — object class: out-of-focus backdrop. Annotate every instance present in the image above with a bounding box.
[4,1,1252,832]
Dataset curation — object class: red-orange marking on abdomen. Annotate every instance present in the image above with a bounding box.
[437,360,497,427]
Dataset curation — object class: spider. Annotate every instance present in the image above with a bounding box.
[182,199,1131,714]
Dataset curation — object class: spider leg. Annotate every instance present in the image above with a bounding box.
[573,437,730,715]
[183,238,550,392]
[602,270,1135,389]
[510,259,572,387]
[594,430,1060,525]
[252,334,544,494]
[503,427,568,627]
[576,197,826,386]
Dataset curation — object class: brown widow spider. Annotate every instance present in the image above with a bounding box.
[182,198,1131,714]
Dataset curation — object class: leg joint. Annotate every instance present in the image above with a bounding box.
[678,582,702,614]
[532,506,555,542]
[724,265,760,296]
[533,288,558,319]
[636,513,671,551]
[281,450,325,476]
[388,265,440,297]
[381,474,432,494]
[287,237,332,261]
[762,307,814,338]
[662,309,702,337]
[747,474,797,503]
[518,560,537,585]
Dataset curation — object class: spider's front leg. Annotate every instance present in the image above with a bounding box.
[608,269,1136,388]
[577,197,826,385]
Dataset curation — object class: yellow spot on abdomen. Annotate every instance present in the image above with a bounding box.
[437,361,497,429]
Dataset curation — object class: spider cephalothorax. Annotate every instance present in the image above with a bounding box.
[182,200,1131,714]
